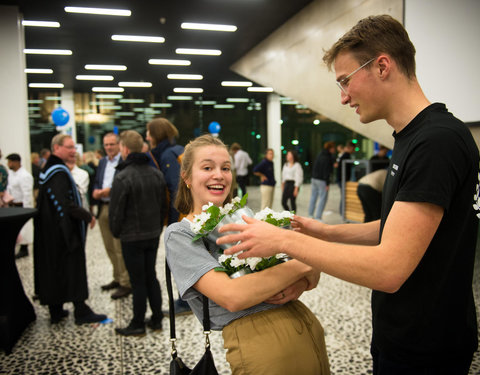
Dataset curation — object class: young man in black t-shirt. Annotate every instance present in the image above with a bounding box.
[217,15,479,374]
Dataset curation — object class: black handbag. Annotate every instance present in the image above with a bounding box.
[166,259,219,375]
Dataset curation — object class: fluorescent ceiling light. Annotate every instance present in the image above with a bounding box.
[281,100,299,105]
[181,22,237,32]
[150,103,173,108]
[194,101,216,105]
[28,107,40,111]
[116,112,135,116]
[25,68,53,74]
[102,106,122,110]
[64,7,131,16]
[149,59,191,66]
[45,96,62,100]
[167,74,203,80]
[90,101,114,106]
[226,98,249,103]
[173,88,203,93]
[92,87,124,92]
[76,75,114,81]
[85,64,127,71]
[119,99,145,103]
[22,20,60,28]
[96,94,123,99]
[176,48,221,56]
[214,104,235,109]
[112,35,165,43]
[28,83,64,88]
[118,82,152,87]
[167,96,193,100]
[28,100,44,104]
[24,49,72,55]
[248,86,274,92]
[221,81,252,87]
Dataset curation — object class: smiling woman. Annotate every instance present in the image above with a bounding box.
[165,134,330,375]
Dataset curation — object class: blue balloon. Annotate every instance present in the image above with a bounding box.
[51,107,70,126]
[88,136,95,144]
[208,121,221,134]
[113,126,119,135]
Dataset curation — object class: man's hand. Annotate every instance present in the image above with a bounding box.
[217,216,284,258]
[89,215,96,229]
[291,215,326,239]
[92,188,111,200]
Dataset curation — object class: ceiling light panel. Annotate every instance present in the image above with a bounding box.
[22,20,60,28]
[226,98,249,103]
[221,81,252,87]
[85,64,127,71]
[149,59,191,66]
[28,83,64,88]
[92,87,124,92]
[173,88,203,93]
[64,7,131,16]
[119,99,145,103]
[118,82,152,87]
[167,74,203,80]
[167,96,193,100]
[150,103,173,108]
[112,35,165,43]
[76,75,114,81]
[96,94,123,99]
[24,49,72,55]
[176,48,221,56]
[181,22,237,32]
[214,104,235,109]
[25,68,53,74]
[248,87,274,92]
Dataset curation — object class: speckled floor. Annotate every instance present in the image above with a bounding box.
[2,184,480,374]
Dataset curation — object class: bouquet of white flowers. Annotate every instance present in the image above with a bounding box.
[190,197,293,278]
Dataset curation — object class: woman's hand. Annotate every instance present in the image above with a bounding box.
[264,278,309,304]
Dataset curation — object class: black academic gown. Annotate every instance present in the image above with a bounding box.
[34,155,92,305]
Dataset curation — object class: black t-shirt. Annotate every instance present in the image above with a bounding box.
[373,103,479,366]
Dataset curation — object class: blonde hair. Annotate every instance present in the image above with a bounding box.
[51,134,72,151]
[120,130,143,153]
[175,134,233,214]
[83,151,98,167]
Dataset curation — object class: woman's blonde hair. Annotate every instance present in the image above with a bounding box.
[175,134,233,214]
[146,118,179,147]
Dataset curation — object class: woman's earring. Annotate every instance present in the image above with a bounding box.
[186,184,190,189]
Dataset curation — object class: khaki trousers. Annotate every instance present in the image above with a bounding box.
[98,204,130,287]
[222,301,330,375]
[260,184,275,209]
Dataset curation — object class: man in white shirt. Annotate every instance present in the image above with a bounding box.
[66,156,90,210]
[6,153,34,259]
[230,143,252,197]
[93,133,131,299]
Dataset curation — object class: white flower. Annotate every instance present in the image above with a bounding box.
[230,255,246,268]
[202,202,214,211]
[246,257,262,271]
[220,202,234,215]
[218,254,232,263]
[275,253,288,259]
[254,207,273,221]
[190,221,203,234]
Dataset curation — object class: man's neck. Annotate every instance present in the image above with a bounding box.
[108,153,119,161]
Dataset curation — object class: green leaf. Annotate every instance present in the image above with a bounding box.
[240,193,248,207]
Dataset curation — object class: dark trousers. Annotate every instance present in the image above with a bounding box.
[357,184,382,222]
[372,347,473,375]
[236,175,249,196]
[121,237,163,325]
[281,180,297,212]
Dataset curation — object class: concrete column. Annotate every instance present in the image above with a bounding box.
[60,89,77,143]
[0,6,30,172]
[266,93,282,183]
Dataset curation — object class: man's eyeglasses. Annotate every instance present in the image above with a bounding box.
[336,58,375,95]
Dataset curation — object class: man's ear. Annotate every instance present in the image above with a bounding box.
[376,55,391,79]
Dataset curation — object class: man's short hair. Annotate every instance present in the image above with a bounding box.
[323,14,416,79]
[6,153,21,162]
[120,130,143,153]
[51,134,72,151]
[230,142,241,152]
[324,141,335,150]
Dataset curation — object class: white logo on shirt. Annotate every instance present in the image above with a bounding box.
[473,165,480,219]
[391,163,399,176]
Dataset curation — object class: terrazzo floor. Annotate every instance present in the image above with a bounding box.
[2,184,480,374]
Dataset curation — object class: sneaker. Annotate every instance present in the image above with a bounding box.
[146,317,163,331]
[75,312,107,325]
[101,281,120,291]
[115,323,146,337]
[111,286,132,300]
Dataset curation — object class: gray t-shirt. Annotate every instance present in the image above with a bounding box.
[164,219,280,330]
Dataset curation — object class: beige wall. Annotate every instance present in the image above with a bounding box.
[231,0,403,149]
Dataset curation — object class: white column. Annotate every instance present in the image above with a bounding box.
[0,6,31,172]
[267,93,282,183]
[61,89,77,143]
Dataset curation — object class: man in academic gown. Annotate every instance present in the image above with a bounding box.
[34,134,107,324]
